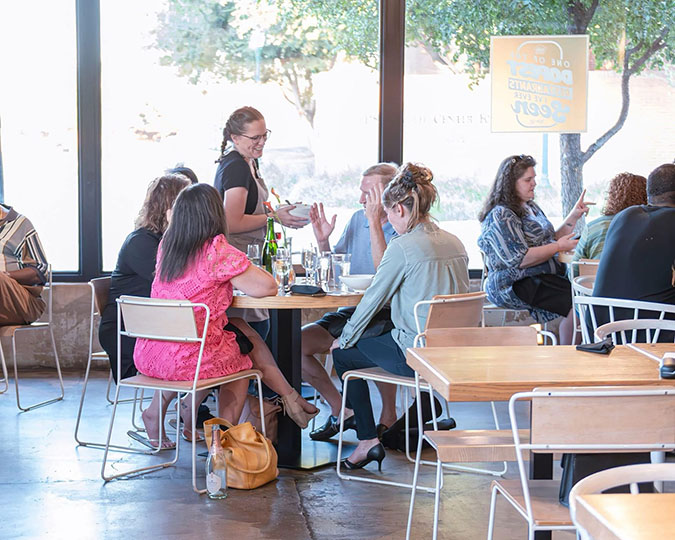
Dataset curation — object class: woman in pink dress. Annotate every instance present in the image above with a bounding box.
[134,184,317,448]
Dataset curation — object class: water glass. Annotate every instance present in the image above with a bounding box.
[331,253,351,292]
[301,247,317,284]
[273,256,292,293]
[246,244,261,267]
[318,251,332,289]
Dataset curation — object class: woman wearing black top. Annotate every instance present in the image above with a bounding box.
[214,106,308,337]
[98,173,192,381]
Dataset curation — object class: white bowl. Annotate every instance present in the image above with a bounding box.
[340,274,374,291]
[288,204,311,219]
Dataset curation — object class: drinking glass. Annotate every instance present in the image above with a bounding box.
[246,244,261,267]
[274,249,292,293]
[301,247,317,284]
[331,253,351,292]
[318,251,332,289]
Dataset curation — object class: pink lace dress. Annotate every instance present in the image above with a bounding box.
[134,234,253,381]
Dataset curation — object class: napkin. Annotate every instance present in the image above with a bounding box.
[575,337,615,355]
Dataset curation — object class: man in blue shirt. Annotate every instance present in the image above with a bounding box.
[303,163,399,441]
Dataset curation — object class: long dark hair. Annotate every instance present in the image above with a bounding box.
[382,163,437,232]
[216,106,264,163]
[158,184,228,282]
[134,174,191,234]
[478,154,537,221]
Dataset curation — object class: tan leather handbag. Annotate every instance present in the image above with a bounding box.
[203,418,278,490]
[238,394,282,443]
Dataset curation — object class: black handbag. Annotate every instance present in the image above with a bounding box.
[558,452,653,507]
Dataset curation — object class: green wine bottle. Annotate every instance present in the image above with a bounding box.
[262,217,277,273]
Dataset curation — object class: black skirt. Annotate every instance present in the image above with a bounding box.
[512,273,572,317]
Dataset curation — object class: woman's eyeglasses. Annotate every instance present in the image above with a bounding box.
[238,129,272,143]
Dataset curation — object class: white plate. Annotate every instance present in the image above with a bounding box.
[340,274,374,291]
[287,204,311,219]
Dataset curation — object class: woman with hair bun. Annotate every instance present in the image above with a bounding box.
[214,106,308,337]
[331,163,470,470]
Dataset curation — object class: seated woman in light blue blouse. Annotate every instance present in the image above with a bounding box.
[330,163,470,470]
[478,154,589,345]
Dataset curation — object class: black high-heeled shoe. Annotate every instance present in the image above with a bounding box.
[310,414,357,441]
[342,443,385,472]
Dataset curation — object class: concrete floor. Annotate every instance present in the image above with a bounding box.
[1,370,580,540]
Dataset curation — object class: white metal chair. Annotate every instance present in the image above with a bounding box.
[575,296,675,344]
[595,318,675,345]
[101,295,267,494]
[406,325,551,540]
[0,265,63,411]
[568,258,599,279]
[487,386,675,540]
[74,277,148,447]
[336,291,487,491]
[570,275,595,343]
[570,463,675,540]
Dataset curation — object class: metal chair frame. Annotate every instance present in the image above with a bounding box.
[75,278,150,449]
[336,292,486,492]
[487,387,675,540]
[101,295,266,494]
[0,265,64,411]
[575,295,675,344]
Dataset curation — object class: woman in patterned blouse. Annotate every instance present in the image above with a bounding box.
[478,155,589,344]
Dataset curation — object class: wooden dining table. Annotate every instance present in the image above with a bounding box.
[406,342,675,540]
[574,493,675,539]
[231,291,362,469]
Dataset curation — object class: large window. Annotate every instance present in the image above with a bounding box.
[402,4,675,269]
[100,0,379,268]
[0,2,79,271]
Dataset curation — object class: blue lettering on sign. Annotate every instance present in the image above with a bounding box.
[511,99,570,126]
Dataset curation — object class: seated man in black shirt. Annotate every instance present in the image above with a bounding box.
[593,163,675,340]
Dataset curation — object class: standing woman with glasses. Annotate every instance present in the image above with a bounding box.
[478,154,590,344]
[214,106,308,338]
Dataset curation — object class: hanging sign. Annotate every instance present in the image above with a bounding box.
[490,35,588,133]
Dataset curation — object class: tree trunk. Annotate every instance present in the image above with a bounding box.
[559,133,583,217]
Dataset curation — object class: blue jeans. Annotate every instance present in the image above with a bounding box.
[332,331,413,440]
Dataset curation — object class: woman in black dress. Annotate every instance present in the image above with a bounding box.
[98,173,192,382]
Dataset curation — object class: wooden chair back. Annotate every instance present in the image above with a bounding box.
[423,292,486,331]
[90,276,111,315]
[570,258,599,278]
[118,295,202,341]
[529,386,675,449]
[425,325,538,348]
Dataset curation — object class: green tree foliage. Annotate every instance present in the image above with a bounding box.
[408,0,675,213]
[153,0,379,126]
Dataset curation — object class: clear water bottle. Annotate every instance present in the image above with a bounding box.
[205,424,228,499]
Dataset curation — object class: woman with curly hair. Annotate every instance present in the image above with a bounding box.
[99,173,192,384]
[570,172,647,270]
[478,155,590,345]
[331,163,470,470]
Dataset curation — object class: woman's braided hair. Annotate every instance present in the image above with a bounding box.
[216,106,264,163]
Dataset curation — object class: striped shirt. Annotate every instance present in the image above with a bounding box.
[0,205,49,284]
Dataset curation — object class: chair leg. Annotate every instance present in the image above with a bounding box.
[74,350,95,445]
[432,456,443,540]
[405,428,426,540]
[0,342,9,394]
[256,373,267,437]
[105,371,114,404]
[13,326,64,412]
[486,485,499,540]
[102,387,180,482]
